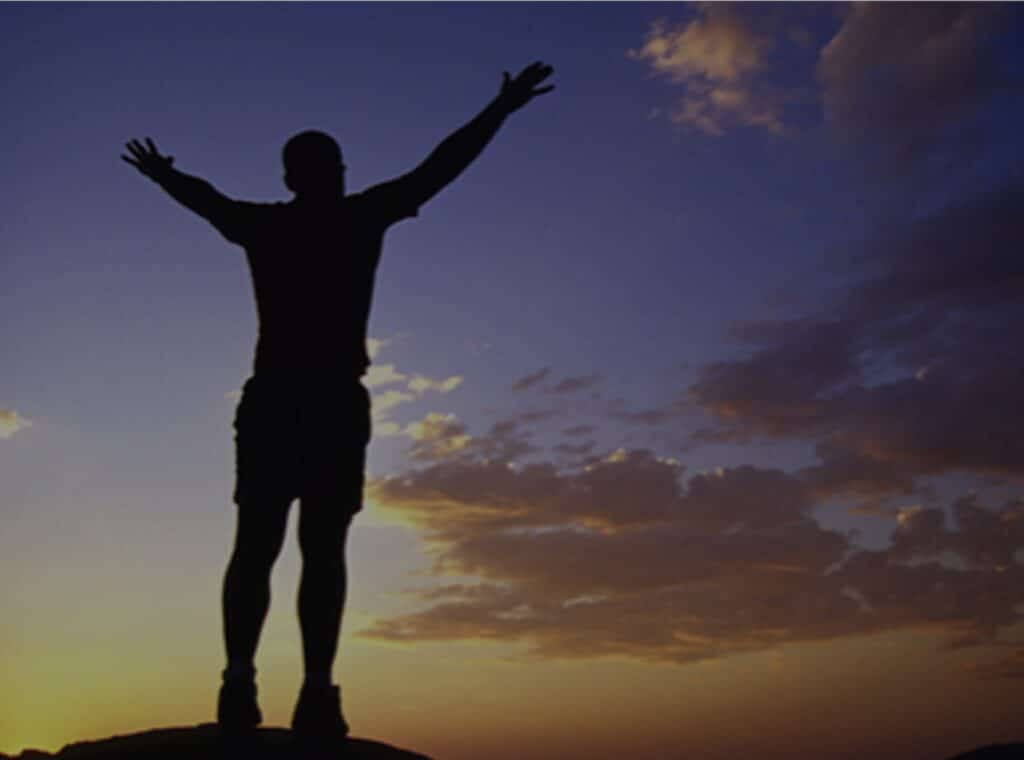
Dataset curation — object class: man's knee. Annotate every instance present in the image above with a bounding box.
[231,499,291,569]
[298,499,354,563]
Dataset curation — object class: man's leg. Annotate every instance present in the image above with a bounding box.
[222,497,291,678]
[296,499,354,686]
[291,379,368,737]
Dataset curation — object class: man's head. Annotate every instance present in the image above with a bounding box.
[283,130,345,199]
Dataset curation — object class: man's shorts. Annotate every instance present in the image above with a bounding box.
[232,373,371,511]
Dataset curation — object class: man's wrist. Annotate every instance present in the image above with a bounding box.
[149,165,175,185]
[489,93,514,120]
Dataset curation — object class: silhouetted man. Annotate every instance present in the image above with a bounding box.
[121,62,554,739]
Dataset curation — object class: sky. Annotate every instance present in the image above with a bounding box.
[3,3,1024,759]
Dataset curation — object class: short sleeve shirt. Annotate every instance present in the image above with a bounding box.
[208,181,420,378]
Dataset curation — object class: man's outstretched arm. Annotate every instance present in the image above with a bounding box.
[122,138,251,242]
[372,62,555,215]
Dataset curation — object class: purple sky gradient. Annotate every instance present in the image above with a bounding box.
[3,4,1024,758]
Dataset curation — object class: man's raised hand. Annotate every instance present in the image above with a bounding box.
[121,138,174,181]
[498,61,555,114]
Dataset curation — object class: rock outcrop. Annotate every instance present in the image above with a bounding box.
[1,724,432,760]
[946,744,1024,760]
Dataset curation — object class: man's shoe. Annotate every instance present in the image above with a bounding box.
[291,683,350,740]
[217,677,262,731]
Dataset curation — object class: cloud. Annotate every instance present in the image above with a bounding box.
[355,174,1024,667]
[0,409,32,439]
[966,647,1024,680]
[562,425,595,437]
[554,440,596,459]
[375,421,403,437]
[361,341,463,424]
[366,337,388,360]
[688,179,1024,491]
[512,367,550,391]
[887,495,1024,572]
[550,373,602,395]
[819,3,1009,177]
[510,368,601,395]
[372,388,416,419]
[371,448,686,538]
[359,181,1024,664]
[405,412,472,462]
[384,407,563,465]
[364,363,407,389]
[800,439,916,500]
[407,374,462,394]
[629,4,788,136]
[366,449,1024,665]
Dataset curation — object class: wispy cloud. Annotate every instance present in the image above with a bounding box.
[550,373,602,395]
[512,367,551,392]
[364,363,408,389]
[405,412,472,462]
[407,374,462,394]
[366,337,389,360]
[0,408,32,439]
[511,368,601,396]
[629,4,789,136]
[363,337,463,425]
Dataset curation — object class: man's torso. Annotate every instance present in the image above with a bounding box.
[239,195,386,378]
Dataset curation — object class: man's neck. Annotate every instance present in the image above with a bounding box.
[293,193,344,209]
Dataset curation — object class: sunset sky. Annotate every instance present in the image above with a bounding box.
[3,3,1024,759]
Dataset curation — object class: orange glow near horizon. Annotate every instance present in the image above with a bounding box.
[5,556,1024,760]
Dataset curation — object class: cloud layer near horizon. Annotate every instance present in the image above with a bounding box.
[366,449,1023,665]
[361,166,1024,670]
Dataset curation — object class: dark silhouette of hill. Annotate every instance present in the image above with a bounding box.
[0,724,432,760]
[946,744,1024,760]
[4,730,1021,760]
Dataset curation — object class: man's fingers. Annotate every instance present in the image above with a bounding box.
[130,138,152,157]
[525,61,551,76]
[515,63,554,90]
[532,85,555,96]
[120,154,141,169]
[145,137,159,155]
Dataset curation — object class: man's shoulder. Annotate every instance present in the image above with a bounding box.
[225,199,286,221]
[344,188,377,208]
[245,200,294,225]
[350,179,420,225]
